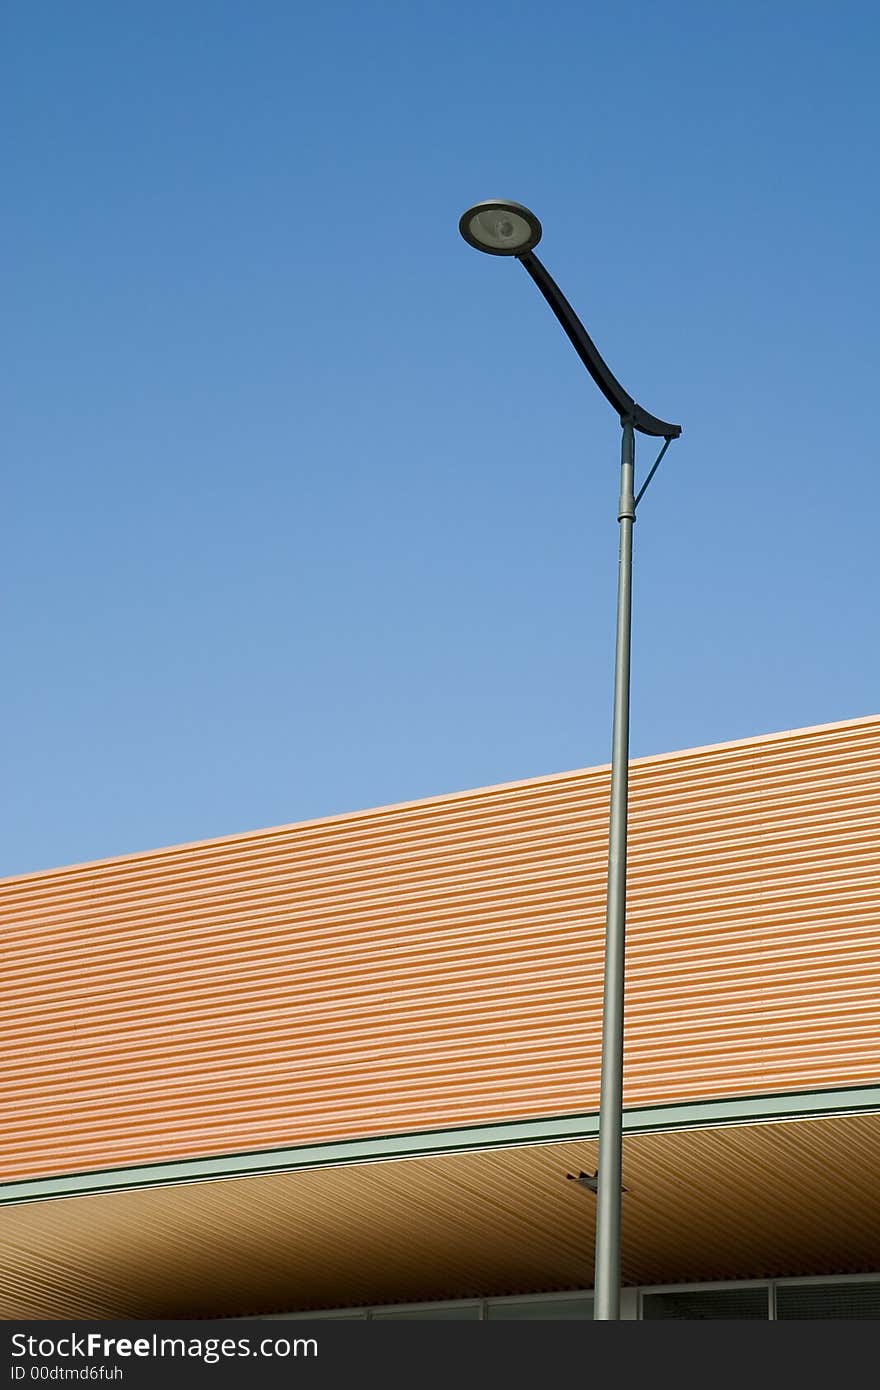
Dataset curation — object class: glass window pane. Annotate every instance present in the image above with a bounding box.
[268,1310,368,1319]
[776,1282,880,1320]
[373,1304,481,1320]
[488,1297,593,1320]
[642,1287,769,1319]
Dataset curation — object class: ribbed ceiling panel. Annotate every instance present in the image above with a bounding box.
[3,1113,880,1318]
[1,716,879,1181]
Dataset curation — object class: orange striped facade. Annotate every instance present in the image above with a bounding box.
[2,715,878,1184]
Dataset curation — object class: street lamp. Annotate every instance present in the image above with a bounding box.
[458,198,681,1321]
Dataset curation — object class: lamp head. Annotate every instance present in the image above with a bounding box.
[459,200,542,257]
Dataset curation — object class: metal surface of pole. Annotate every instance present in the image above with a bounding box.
[593,416,635,1320]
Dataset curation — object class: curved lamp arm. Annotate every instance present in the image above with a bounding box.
[518,251,681,440]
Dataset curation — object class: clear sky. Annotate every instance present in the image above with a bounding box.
[3,1,878,877]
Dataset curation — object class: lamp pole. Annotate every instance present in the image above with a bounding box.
[458,201,681,1320]
[593,411,635,1318]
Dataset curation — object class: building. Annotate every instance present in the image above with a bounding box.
[2,714,879,1320]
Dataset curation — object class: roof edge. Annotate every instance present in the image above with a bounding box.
[3,1081,879,1207]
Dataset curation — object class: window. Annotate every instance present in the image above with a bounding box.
[258,1272,880,1321]
[487,1296,593,1320]
[642,1286,769,1319]
[776,1281,880,1320]
[372,1304,481,1320]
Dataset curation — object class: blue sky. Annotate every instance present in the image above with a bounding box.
[3,1,878,876]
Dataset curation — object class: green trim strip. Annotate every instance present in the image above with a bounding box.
[3,1083,880,1207]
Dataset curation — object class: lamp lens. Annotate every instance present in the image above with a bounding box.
[468,207,533,253]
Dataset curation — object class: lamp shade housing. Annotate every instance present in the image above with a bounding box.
[459,201,542,257]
